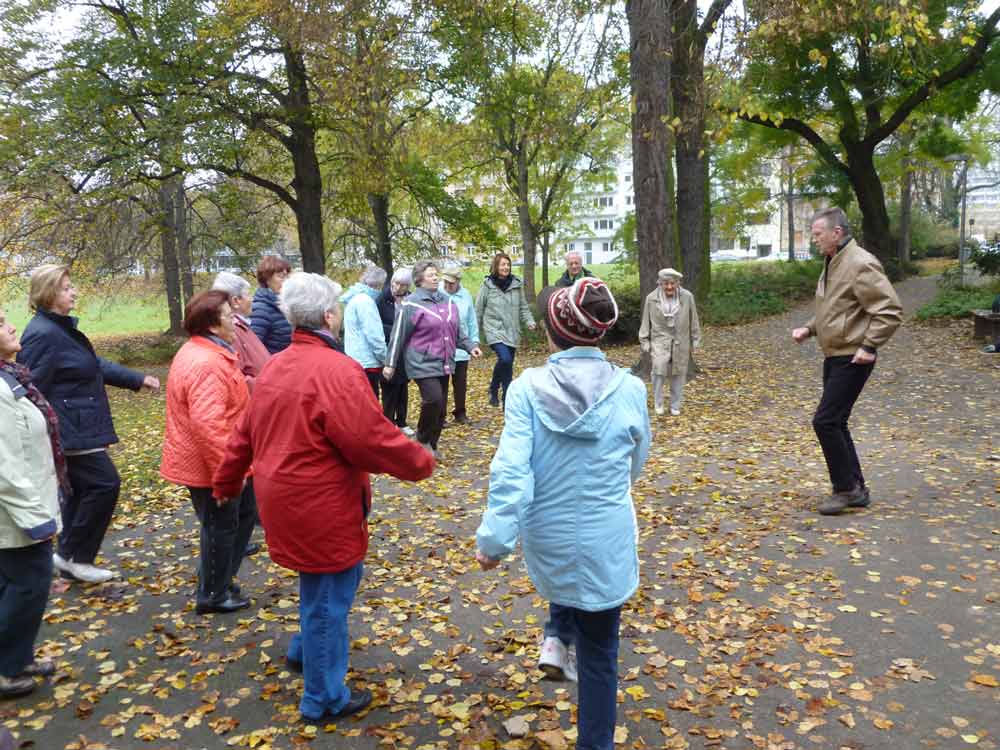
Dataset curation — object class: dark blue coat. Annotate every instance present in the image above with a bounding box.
[250,287,292,355]
[17,309,144,452]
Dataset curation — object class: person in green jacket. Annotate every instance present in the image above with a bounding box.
[475,253,536,407]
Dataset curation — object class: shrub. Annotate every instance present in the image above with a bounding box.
[98,334,185,366]
[916,280,1000,320]
[970,244,1000,277]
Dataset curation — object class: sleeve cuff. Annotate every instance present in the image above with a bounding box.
[24,519,56,541]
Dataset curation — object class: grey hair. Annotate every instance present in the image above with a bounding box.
[212,271,251,299]
[279,272,343,329]
[391,267,412,286]
[360,265,387,288]
[411,260,438,286]
[812,207,851,236]
[565,249,583,262]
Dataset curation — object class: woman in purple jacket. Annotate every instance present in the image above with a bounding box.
[383,261,481,455]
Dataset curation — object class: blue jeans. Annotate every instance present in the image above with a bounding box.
[288,562,364,719]
[545,603,622,750]
[489,343,516,399]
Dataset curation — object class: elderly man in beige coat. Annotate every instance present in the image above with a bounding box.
[639,268,701,416]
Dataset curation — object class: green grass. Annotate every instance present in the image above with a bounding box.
[916,281,1000,320]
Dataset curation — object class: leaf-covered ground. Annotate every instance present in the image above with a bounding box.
[5,276,998,750]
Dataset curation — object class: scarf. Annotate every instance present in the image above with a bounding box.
[656,287,680,319]
[0,360,71,501]
[489,274,514,292]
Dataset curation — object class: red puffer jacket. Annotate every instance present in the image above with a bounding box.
[213,329,435,573]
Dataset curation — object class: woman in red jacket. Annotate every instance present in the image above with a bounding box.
[214,273,435,723]
[160,291,255,615]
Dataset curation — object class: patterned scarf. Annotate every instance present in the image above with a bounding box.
[656,286,680,319]
[0,359,71,501]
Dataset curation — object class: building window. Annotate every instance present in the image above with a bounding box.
[594,220,599,230]
[626,195,633,205]
[567,242,575,252]
[594,219,613,230]
[757,244,772,258]
[602,242,610,253]
[598,196,613,208]
[625,174,632,183]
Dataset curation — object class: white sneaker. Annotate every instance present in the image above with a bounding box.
[538,636,578,682]
[654,406,664,416]
[401,426,416,437]
[670,408,681,416]
[55,555,115,584]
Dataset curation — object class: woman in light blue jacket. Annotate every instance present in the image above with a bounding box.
[440,264,479,424]
[476,279,650,750]
[342,266,389,394]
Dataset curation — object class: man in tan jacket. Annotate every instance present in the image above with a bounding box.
[792,207,902,515]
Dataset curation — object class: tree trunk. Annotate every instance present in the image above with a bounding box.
[672,0,709,303]
[284,46,326,274]
[159,183,184,335]
[368,192,393,274]
[515,149,538,302]
[541,231,550,288]
[627,0,676,302]
[174,178,193,302]
[786,156,796,261]
[845,146,895,264]
[898,156,912,265]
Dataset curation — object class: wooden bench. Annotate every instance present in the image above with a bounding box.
[972,309,1000,341]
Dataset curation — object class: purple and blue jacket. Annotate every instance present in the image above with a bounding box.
[386,287,474,379]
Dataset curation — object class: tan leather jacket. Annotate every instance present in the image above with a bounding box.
[805,239,902,357]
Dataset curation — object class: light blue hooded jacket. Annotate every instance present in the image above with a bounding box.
[476,347,651,611]
[440,283,479,363]
[342,282,387,369]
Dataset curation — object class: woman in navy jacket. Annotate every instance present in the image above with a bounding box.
[17,265,159,584]
[249,255,293,354]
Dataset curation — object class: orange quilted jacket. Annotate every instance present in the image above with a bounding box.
[160,337,250,488]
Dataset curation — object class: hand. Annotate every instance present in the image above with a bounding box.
[382,366,395,380]
[470,346,482,359]
[214,496,234,507]
[476,550,500,571]
[851,347,876,365]
[141,375,161,391]
[527,321,536,331]
[791,327,810,344]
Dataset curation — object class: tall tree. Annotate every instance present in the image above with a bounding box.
[437,0,625,302]
[627,0,676,301]
[730,0,1000,268]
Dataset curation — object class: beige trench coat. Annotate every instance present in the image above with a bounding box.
[638,287,701,379]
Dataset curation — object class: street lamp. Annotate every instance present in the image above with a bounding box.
[944,153,971,286]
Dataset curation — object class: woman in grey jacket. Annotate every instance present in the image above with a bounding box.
[474,253,535,407]
[0,309,63,697]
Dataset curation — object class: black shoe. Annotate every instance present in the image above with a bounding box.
[228,582,242,597]
[244,542,261,558]
[817,491,852,515]
[195,594,251,615]
[0,674,36,698]
[489,394,500,407]
[453,414,470,425]
[303,689,373,722]
[18,660,55,678]
[848,485,871,508]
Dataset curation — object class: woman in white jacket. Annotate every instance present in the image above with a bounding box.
[0,308,64,697]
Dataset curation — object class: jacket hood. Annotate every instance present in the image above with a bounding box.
[526,348,626,440]
[410,287,445,304]
[341,282,375,306]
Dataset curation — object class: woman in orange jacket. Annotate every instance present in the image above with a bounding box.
[160,290,254,615]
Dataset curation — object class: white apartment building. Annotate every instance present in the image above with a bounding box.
[557,152,634,266]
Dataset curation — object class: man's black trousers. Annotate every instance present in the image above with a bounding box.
[812,355,874,493]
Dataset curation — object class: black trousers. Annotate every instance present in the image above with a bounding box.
[382,379,409,427]
[365,370,381,399]
[188,484,256,604]
[0,540,52,677]
[416,376,448,449]
[812,355,874,493]
[61,450,121,564]
[447,360,469,420]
